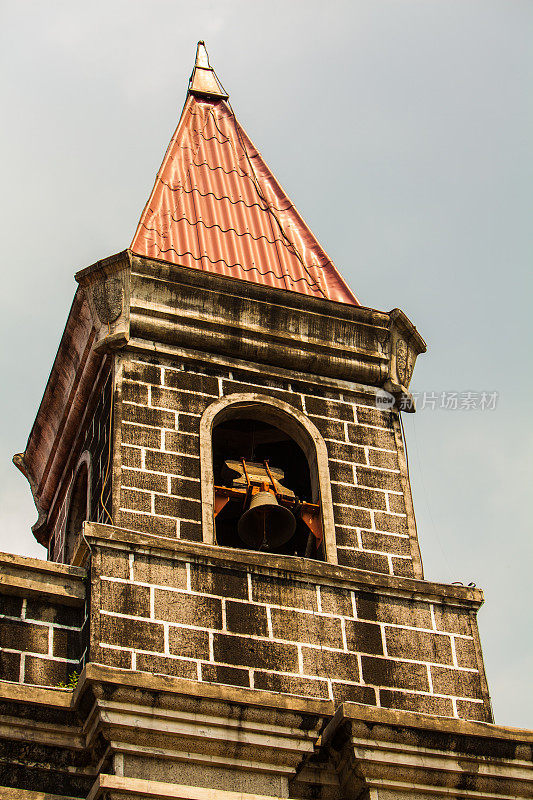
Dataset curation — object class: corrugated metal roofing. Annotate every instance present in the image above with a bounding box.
[130,44,359,305]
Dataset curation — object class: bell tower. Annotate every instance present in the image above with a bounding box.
[3,41,532,800]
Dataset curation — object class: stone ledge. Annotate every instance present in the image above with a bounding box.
[0,679,72,707]
[321,702,533,799]
[75,662,334,717]
[327,701,533,745]
[0,788,81,800]
[0,550,86,605]
[88,774,287,800]
[82,522,484,608]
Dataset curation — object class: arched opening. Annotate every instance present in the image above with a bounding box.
[213,417,318,557]
[200,394,337,563]
[65,454,91,563]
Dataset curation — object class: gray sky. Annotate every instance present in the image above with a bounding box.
[1,1,531,727]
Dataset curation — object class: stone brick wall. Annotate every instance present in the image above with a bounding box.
[49,364,113,563]
[0,556,86,687]
[117,354,419,578]
[89,532,491,723]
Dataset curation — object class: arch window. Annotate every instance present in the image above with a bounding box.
[200,394,337,563]
[64,452,92,564]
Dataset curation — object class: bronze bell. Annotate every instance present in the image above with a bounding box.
[238,490,296,550]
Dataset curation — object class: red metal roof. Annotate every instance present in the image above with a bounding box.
[130,43,359,305]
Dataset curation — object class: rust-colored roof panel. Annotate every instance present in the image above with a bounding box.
[131,46,359,305]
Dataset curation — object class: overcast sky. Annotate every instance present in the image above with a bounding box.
[1,1,531,728]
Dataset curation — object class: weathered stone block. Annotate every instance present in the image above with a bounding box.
[333,505,372,528]
[385,627,453,665]
[100,581,151,618]
[326,441,366,464]
[332,681,376,705]
[97,645,132,670]
[0,650,20,681]
[154,589,222,628]
[213,633,299,671]
[154,494,201,522]
[180,520,203,541]
[201,663,250,687]
[319,585,353,617]
[122,424,162,449]
[122,382,149,405]
[433,606,472,636]
[357,467,401,491]
[387,493,407,514]
[254,670,329,698]
[380,689,454,717]
[178,413,201,433]
[335,527,359,548]
[121,488,152,514]
[226,600,268,637]
[151,386,213,414]
[170,477,201,500]
[337,549,390,574]
[99,614,164,653]
[121,446,142,468]
[165,369,219,396]
[136,652,198,679]
[356,405,392,428]
[25,599,82,627]
[344,619,383,655]
[222,380,303,410]
[329,462,355,484]
[123,468,167,493]
[431,666,482,699]
[0,619,49,654]
[0,593,22,617]
[119,510,177,538]
[100,548,131,580]
[168,626,210,660]
[367,448,399,470]
[164,430,200,456]
[362,656,429,692]
[123,403,175,429]
[123,360,162,385]
[356,592,432,629]
[390,557,415,577]
[456,699,491,722]
[301,647,360,682]
[305,396,354,421]
[308,416,346,441]
[360,531,410,556]
[52,627,82,660]
[373,512,408,534]
[191,564,248,600]
[454,637,478,670]
[145,450,199,478]
[24,655,68,687]
[347,424,396,450]
[332,484,387,511]
[251,574,317,610]
[270,608,343,648]
[133,555,187,589]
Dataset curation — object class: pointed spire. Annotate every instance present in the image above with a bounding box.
[189,41,228,100]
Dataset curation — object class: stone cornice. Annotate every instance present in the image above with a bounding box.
[322,702,533,799]
[81,522,484,608]
[0,550,85,604]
